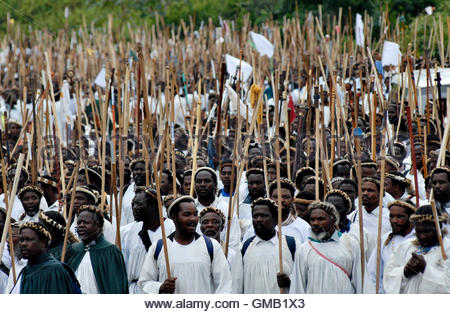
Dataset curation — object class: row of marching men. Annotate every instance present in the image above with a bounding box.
[1,162,449,293]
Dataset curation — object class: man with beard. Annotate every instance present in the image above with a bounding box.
[67,205,128,293]
[238,168,266,235]
[290,201,371,293]
[194,167,240,250]
[384,205,450,293]
[430,167,450,214]
[67,185,115,243]
[199,206,243,293]
[244,179,310,243]
[121,158,148,226]
[326,189,374,261]
[18,185,44,223]
[367,200,416,293]
[9,222,77,294]
[120,187,175,293]
[241,198,297,294]
[138,196,232,294]
[348,177,391,236]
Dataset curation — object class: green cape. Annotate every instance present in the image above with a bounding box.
[20,252,75,294]
[67,235,128,294]
[48,241,72,261]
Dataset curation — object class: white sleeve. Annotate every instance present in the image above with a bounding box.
[211,240,233,293]
[137,242,164,294]
[289,244,307,294]
[227,248,243,294]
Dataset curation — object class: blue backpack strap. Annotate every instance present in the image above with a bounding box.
[154,239,163,261]
[285,235,296,261]
[241,235,256,257]
[202,236,214,263]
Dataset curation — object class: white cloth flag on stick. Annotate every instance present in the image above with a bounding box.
[424,6,433,16]
[355,13,364,47]
[225,83,253,121]
[381,41,402,67]
[249,31,274,58]
[225,54,253,82]
[94,67,107,89]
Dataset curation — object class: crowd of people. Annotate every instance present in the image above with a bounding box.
[0,9,449,295]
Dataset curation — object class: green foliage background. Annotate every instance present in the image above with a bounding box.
[0,0,447,49]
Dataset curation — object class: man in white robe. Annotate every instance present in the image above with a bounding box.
[367,200,416,293]
[243,178,310,243]
[348,177,391,238]
[199,206,243,293]
[17,185,44,223]
[193,167,241,251]
[290,201,373,294]
[383,205,450,293]
[120,158,148,226]
[138,196,232,294]
[120,187,175,293]
[242,198,297,294]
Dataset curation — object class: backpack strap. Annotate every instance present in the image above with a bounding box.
[154,235,214,263]
[285,235,296,261]
[202,236,214,263]
[154,239,163,261]
[241,235,256,257]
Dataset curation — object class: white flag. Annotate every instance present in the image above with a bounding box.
[382,41,402,67]
[225,54,253,82]
[94,68,107,89]
[355,13,364,47]
[424,6,433,15]
[249,31,274,58]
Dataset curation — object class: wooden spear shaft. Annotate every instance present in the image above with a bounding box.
[61,162,80,262]
[375,127,387,294]
[0,154,25,265]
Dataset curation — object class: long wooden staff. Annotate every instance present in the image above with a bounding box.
[189,81,202,197]
[405,106,420,207]
[0,153,25,265]
[61,162,80,262]
[375,126,386,294]
[354,130,365,290]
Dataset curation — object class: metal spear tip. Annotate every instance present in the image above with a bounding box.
[353,128,363,138]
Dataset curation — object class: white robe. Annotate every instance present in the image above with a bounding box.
[383,237,450,293]
[75,252,100,294]
[138,235,232,294]
[221,243,243,294]
[367,229,415,293]
[348,206,391,238]
[120,182,136,226]
[120,220,175,293]
[242,234,297,294]
[290,231,373,294]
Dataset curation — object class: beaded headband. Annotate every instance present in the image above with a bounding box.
[18,185,44,199]
[384,156,400,170]
[388,200,417,214]
[130,157,146,170]
[333,159,351,167]
[199,206,226,225]
[385,173,411,186]
[20,222,51,243]
[73,186,98,204]
[194,167,217,182]
[410,213,448,224]
[163,194,182,208]
[308,201,340,228]
[251,197,278,211]
[167,196,195,217]
[269,178,296,195]
[304,176,324,186]
[135,186,158,201]
[78,205,104,219]
[39,211,65,232]
[430,167,450,178]
[220,163,234,171]
[362,176,380,187]
[246,168,264,179]
[325,189,352,211]
[37,177,58,189]
[7,164,29,178]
